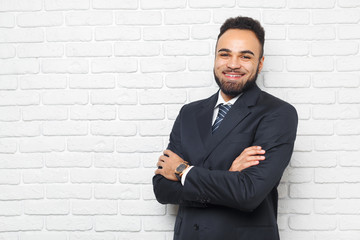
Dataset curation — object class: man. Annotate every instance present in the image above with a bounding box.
[153,16,298,240]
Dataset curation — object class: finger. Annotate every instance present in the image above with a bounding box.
[163,149,173,157]
[158,155,167,162]
[244,146,262,152]
[155,169,161,175]
[245,149,266,156]
[157,160,164,167]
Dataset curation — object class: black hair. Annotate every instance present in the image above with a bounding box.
[217,16,265,58]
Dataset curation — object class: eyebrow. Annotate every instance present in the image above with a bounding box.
[218,48,255,56]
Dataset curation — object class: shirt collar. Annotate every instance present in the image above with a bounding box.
[214,91,242,109]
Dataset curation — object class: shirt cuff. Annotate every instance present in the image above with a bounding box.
[180,166,194,186]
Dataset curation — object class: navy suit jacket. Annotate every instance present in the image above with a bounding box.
[153,84,298,240]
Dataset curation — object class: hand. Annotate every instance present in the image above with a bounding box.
[155,149,185,181]
[229,146,265,172]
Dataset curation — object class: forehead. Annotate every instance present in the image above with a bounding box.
[216,29,261,55]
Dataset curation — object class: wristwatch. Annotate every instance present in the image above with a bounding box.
[175,162,189,181]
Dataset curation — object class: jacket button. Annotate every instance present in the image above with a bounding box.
[193,224,199,231]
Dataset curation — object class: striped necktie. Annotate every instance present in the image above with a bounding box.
[212,104,232,133]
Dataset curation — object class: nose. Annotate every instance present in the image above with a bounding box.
[226,56,241,69]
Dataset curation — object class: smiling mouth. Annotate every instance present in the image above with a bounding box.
[223,72,245,79]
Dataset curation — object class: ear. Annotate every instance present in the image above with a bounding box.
[258,56,265,73]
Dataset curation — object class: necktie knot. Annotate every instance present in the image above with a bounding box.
[212,104,232,133]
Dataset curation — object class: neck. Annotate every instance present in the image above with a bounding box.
[220,91,235,102]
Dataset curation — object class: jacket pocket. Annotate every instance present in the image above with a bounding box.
[235,226,279,240]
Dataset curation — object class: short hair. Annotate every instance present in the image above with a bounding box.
[217,16,265,58]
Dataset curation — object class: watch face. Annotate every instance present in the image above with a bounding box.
[176,163,187,173]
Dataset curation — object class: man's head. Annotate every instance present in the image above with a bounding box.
[214,16,265,100]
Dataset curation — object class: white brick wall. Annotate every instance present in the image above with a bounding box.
[0,1,359,239]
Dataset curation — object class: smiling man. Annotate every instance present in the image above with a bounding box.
[153,16,298,240]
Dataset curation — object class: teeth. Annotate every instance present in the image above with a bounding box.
[225,73,242,77]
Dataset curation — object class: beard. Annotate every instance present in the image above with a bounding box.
[214,65,260,97]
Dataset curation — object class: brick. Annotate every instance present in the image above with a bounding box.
[263,73,310,88]
[91,121,137,136]
[337,56,360,72]
[70,74,115,89]
[0,106,20,121]
[20,75,67,89]
[188,57,214,71]
[314,199,360,214]
[70,105,116,120]
[95,216,140,231]
[0,233,17,240]
[24,200,69,215]
[46,184,92,199]
[339,216,360,230]
[289,215,336,230]
[18,43,63,58]
[66,11,112,26]
[292,104,310,120]
[66,43,112,57]
[20,137,65,153]
[114,42,160,57]
[117,233,166,240]
[280,231,313,240]
[213,9,261,24]
[116,137,163,153]
[313,105,360,120]
[0,13,14,28]
[43,121,88,136]
[261,56,284,72]
[45,153,92,168]
[278,199,312,214]
[0,44,15,58]
[297,120,333,136]
[265,26,286,40]
[45,0,89,10]
[140,0,186,9]
[189,0,235,8]
[265,41,309,56]
[42,59,89,74]
[142,184,156,200]
[263,10,310,24]
[313,9,360,24]
[291,152,337,168]
[281,167,313,183]
[42,90,88,105]
[191,25,220,40]
[22,106,68,121]
[315,232,360,240]
[91,89,137,105]
[91,58,137,73]
[0,170,20,185]
[0,59,39,75]
[46,216,92,231]
[141,152,160,168]
[315,168,360,183]
[143,216,176,231]
[0,216,43,231]
[0,28,44,43]
[119,168,155,184]
[139,89,187,104]
[0,76,17,90]
[117,73,163,89]
[313,73,359,88]
[315,136,360,151]
[0,153,43,169]
[67,137,114,152]
[237,0,285,8]
[163,41,210,56]
[336,120,360,135]
[287,89,335,104]
[120,200,165,215]
[338,0,360,7]
[289,26,336,40]
[139,121,173,136]
[140,58,186,73]
[0,90,39,107]
[118,106,165,120]
[188,88,218,103]
[71,169,117,183]
[116,11,162,25]
[69,233,116,240]
[72,200,117,215]
[95,27,141,41]
[0,185,43,200]
[339,25,360,39]
[94,184,140,200]
[47,27,92,42]
[21,233,67,240]
[287,57,334,72]
[143,26,189,41]
[23,169,68,184]
[92,0,138,9]
[288,0,335,8]
[0,122,40,137]
[340,184,360,198]
[290,183,337,198]
[94,153,140,168]
[339,152,360,167]
[0,201,22,216]
[0,0,42,11]
[164,10,211,24]
[17,12,63,27]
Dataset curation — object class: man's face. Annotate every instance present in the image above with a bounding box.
[214,29,264,99]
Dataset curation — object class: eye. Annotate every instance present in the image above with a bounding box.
[242,55,251,59]
[219,53,230,57]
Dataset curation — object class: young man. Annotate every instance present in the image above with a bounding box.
[153,16,298,240]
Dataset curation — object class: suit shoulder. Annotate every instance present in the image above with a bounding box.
[258,91,297,118]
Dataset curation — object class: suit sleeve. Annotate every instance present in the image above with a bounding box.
[181,104,298,211]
